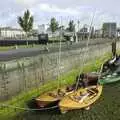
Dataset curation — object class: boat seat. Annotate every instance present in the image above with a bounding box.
[65,90,74,95]
[87,88,98,99]
[87,89,95,96]
[78,93,89,103]
[73,93,89,103]
[90,88,98,94]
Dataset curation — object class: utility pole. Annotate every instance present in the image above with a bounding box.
[111,23,117,57]
[112,39,116,57]
[78,20,80,32]
[77,20,80,42]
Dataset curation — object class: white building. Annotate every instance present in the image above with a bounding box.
[95,29,102,38]
[0,27,26,38]
[38,24,49,34]
[38,24,65,38]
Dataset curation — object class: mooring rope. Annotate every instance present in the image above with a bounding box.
[0,104,58,111]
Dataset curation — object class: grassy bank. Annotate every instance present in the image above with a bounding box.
[0,44,44,51]
[0,52,111,120]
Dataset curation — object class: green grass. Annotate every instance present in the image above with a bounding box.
[0,44,46,51]
[0,46,13,51]
[0,45,30,51]
[20,82,120,120]
[0,52,112,120]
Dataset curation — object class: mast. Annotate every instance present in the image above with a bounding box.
[57,16,62,90]
[78,20,80,33]
[75,12,96,91]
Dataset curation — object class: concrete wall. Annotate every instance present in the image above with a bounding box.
[0,42,117,101]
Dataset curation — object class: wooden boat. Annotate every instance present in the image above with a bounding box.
[98,72,120,85]
[59,85,103,114]
[35,87,74,108]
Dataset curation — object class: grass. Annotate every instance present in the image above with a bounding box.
[20,82,120,120]
[0,52,112,120]
[0,44,56,51]
[0,42,65,51]
[0,45,37,51]
[0,46,14,51]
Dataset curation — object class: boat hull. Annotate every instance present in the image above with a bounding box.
[35,87,74,108]
[36,99,59,108]
[99,73,120,85]
[35,91,60,108]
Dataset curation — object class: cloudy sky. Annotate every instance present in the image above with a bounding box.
[0,0,120,29]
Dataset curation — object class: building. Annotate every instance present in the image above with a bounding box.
[102,23,117,38]
[80,26,88,33]
[38,24,65,38]
[77,25,89,40]
[0,27,25,38]
[38,24,49,34]
[38,24,57,37]
[95,29,102,38]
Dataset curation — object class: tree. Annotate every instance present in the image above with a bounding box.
[50,18,59,33]
[67,20,75,32]
[17,9,34,37]
[59,25,65,30]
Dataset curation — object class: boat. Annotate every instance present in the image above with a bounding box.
[59,13,103,113]
[35,72,100,108]
[99,52,120,85]
[59,85,103,114]
[35,87,74,108]
[98,72,120,85]
[102,55,120,75]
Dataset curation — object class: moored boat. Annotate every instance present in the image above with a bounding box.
[59,85,103,114]
[99,54,120,85]
[98,72,120,85]
[35,87,74,108]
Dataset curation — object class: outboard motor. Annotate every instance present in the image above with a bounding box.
[101,40,120,74]
[102,55,120,75]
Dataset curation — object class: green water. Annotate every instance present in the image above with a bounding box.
[14,82,120,120]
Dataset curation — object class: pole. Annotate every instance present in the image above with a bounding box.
[75,12,96,91]
[57,16,62,90]
[112,39,116,57]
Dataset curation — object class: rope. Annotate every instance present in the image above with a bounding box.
[0,104,58,111]
[75,12,96,91]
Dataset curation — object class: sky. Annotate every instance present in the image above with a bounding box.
[0,0,120,29]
